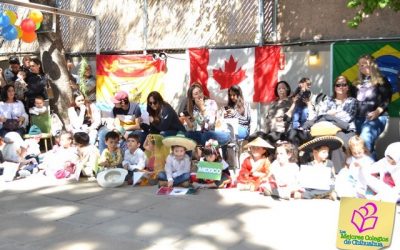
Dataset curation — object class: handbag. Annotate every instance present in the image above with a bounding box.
[3,119,20,131]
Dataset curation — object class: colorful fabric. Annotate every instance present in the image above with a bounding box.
[237,156,270,190]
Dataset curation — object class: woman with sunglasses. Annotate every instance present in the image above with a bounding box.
[315,75,357,172]
[146,91,185,136]
[354,55,392,158]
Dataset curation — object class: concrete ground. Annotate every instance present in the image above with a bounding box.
[0,175,399,250]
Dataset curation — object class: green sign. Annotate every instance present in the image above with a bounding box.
[196,161,223,180]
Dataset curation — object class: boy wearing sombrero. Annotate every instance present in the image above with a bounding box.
[295,136,343,200]
[158,133,196,188]
[237,137,274,191]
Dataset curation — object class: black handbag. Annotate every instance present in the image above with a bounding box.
[3,119,20,131]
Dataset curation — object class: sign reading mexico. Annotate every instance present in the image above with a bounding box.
[337,198,396,249]
[196,161,223,181]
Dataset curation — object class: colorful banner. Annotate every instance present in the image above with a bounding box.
[332,41,400,117]
[96,55,167,111]
[189,46,281,103]
[336,197,396,249]
[196,161,223,181]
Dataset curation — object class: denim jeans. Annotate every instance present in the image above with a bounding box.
[292,106,308,129]
[157,171,190,185]
[355,115,388,155]
[186,130,231,146]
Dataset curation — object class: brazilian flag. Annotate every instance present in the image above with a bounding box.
[333,41,400,117]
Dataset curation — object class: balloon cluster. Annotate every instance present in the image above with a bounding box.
[0,10,43,43]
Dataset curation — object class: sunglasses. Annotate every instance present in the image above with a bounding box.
[148,101,158,105]
[335,83,348,88]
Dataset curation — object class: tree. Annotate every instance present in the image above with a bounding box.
[30,0,72,126]
[347,0,400,28]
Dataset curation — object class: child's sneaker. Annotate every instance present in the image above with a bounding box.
[18,170,31,178]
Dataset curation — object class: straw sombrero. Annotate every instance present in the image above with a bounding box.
[244,137,274,149]
[97,168,128,188]
[299,136,343,153]
[310,121,341,137]
[162,133,197,151]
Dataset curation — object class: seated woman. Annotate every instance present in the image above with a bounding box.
[146,91,186,137]
[224,85,251,140]
[311,75,357,173]
[354,55,392,157]
[67,91,101,145]
[183,83,230,146]
[0,84,29,137]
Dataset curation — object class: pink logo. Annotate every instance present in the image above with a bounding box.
[351,202,378,233]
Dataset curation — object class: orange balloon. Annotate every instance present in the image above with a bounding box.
[28,10,43,24]
[21,31,37,43]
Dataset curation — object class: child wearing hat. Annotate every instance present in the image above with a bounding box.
[295,136,343,200]
[158,133,196,188]
[237,137,273,191]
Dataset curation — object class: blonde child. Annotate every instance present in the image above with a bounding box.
[158,133,196,188]
[122,133,147,185]
[74,132,100,179]
[362,142,400,202]
[237,137,273,191]
[14,70,28,102]
[98,131,123,171]
[261,142,299,199]
[335,136,374,198]
[192,139,231,189]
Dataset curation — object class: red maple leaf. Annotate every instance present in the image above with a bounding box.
[212,55,247,89]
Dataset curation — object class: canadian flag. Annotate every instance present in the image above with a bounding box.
[189,46,281,103]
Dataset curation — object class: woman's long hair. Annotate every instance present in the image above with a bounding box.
[332,75,351,99]
[227,85,245,114]
[186,82,205,116]
[72,90,92,120]
[1,84,17,102]
[147,91,165,124]
[355,54,385,86]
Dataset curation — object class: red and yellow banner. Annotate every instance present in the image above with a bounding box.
[96,55,167,110]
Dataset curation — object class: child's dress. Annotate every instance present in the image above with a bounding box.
[237,156,270,191]
[262,161,299,199]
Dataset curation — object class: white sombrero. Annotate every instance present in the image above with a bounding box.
[162,133,197,151]
[244,137,274,149]
[97,168,128,188]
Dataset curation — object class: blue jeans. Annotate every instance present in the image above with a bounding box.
[237,126,249,140]
[157,171,190,185]
[186,130,231,146]
[355,116,388,155]
[292,106,308,129]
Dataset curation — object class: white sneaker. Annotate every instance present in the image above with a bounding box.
[18,170,31,178]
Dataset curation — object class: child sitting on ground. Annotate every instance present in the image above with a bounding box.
[98,131,123,171]
[122,134,147,185]
[335,135,374,198]
[29,96,47,116]
[74,132,100,179]
[362,142,400,203]
[41,131,78,177]
[192,139,231,189]
[237,137,274,191]
[295,136,343,200]
[143,134,169,184]
[158,133,196,188]
[260,142,300,200]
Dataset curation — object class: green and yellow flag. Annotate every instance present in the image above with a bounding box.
[332,41,400,117]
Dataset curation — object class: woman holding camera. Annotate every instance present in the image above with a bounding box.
[224,85,251,140]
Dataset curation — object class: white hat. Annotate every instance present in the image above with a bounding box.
[97,168,128,188]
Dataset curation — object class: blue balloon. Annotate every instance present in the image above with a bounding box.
[2,25,18,41]
[0,13,11,28]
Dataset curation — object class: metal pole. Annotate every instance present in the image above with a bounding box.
[95,17,100,54]
[143,0,148,54]
[258,0,264,46]
[273,0,278,42]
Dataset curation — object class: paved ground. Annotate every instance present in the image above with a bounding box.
[0,175,399,250]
